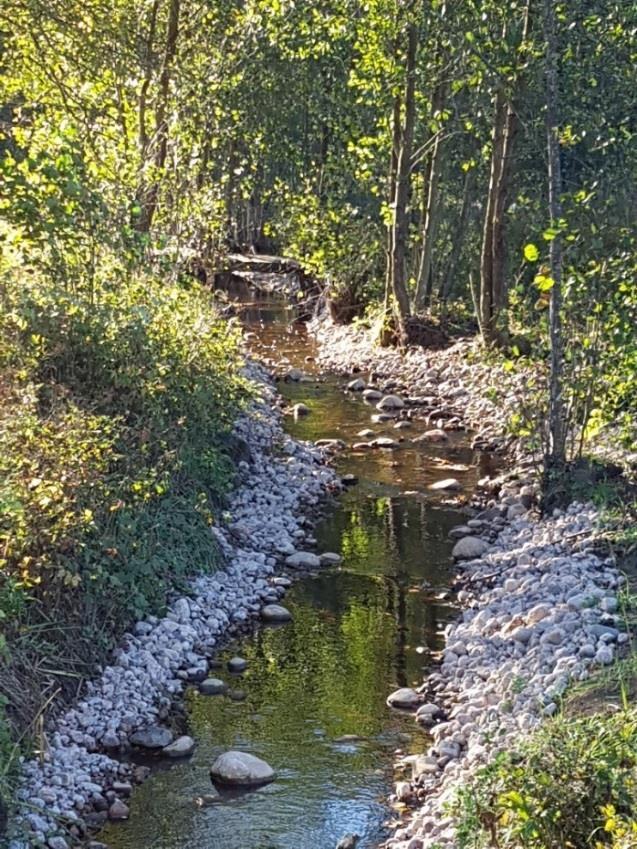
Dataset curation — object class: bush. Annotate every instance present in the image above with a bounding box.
[0,269,248,748]
[451,710,637,849]
[271,186,384,318]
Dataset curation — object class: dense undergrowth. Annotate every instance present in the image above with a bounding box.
[0,268,247,799]
[450,709,637,849]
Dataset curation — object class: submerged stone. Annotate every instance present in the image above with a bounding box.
[429,478,461,492]
[261,604,292,622]
[129,726,173,749]
[199,678,227,695]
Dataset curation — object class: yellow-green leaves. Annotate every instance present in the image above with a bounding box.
[524,243,539,262]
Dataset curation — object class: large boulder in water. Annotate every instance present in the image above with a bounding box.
[210,751,275,786]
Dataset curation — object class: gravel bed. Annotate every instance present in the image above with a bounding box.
[310,317,539,457]
[308,317,628,849]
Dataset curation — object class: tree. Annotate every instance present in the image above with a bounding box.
[477,0,531,345]
[542,0,566,491]
[386,7,418,335]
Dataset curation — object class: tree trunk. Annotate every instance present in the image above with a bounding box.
[383,93,402,316]
[137,0,160,160]
[387,19,417,335]
[414,79,447,311]
[136,0,180,235]
[478,3,530,344]
[439,165,476,302]
[543,0,566,488]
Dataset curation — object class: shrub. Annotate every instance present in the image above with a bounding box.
[451,710,637,849]
[0,269,248,746]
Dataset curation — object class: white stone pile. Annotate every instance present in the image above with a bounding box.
[12,362,337,849]
[385,497,626,849]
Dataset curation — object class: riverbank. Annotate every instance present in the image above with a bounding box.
[384,492,628,848]
[10,360,338,848]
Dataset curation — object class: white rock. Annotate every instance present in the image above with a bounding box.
[285,551,321,569]
[430,478,462,492]
[210,751,275,786]
[387,688,420,709]
[377,394,405,410]
[163,736,196,758]
[319,552,342,566]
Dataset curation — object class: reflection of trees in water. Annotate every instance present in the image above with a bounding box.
[334,496,448,688]
[195,576,398,744]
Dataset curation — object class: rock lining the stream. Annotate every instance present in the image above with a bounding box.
[129,727,173,750]
[11,360,337,848]
[309,316,532,457]
[384,493,627,849]
[308,315,630,848]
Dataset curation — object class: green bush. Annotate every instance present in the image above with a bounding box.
[0,269,248,745]
[451,710,637,849]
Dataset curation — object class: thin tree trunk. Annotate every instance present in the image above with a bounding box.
[478,2,530,344]
[384,94,402,313]
[543,0,566,484]
[414,79,447,310]
[388,20,417,334]
[138,0,160,160]
[491,90,522,312]
[439,165,476,302]
[479,87,504,342]
[136,0,180,234]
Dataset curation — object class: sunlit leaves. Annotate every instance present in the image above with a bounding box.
[524,243,540,261]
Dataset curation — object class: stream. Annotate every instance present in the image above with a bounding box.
[100,282,495,849]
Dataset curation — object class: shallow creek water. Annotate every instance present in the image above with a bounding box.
[101,285,495,849]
